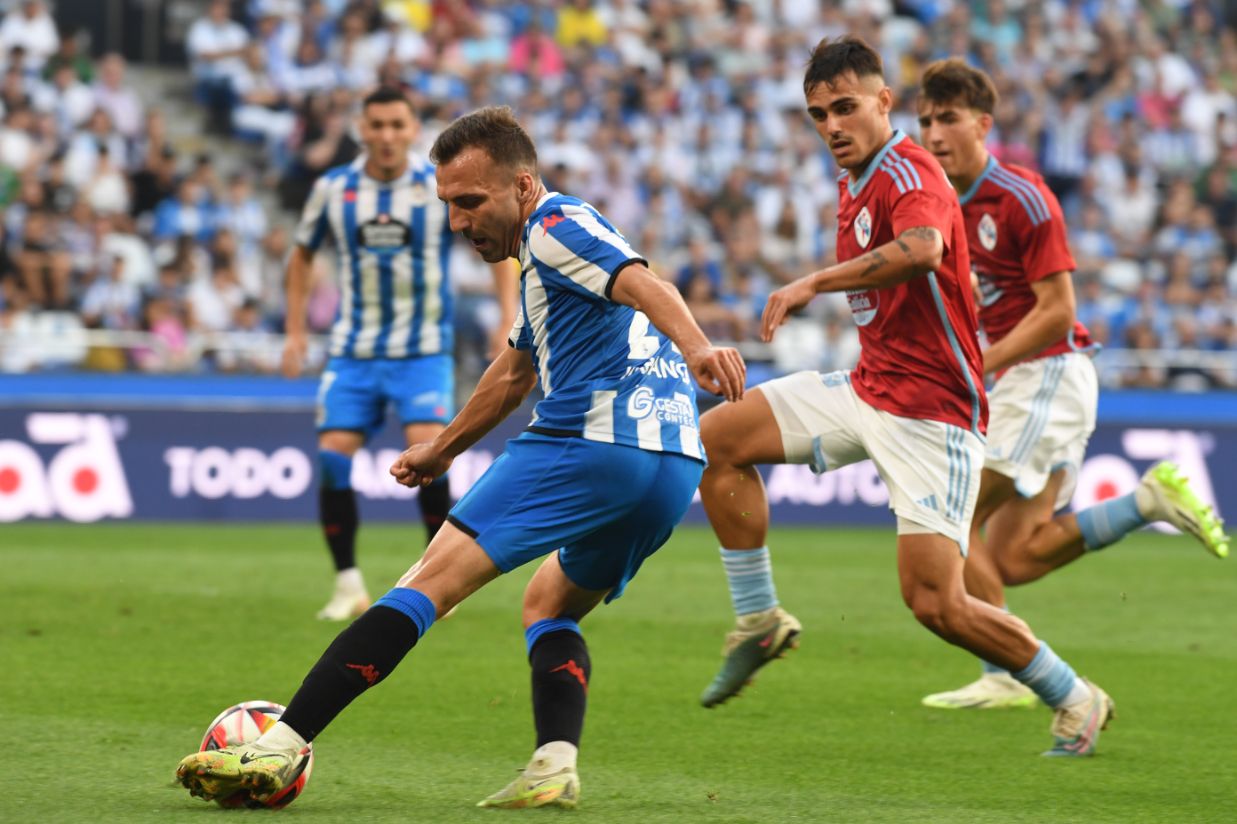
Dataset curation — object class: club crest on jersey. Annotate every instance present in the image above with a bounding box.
[978,213,998,251]
[846,289,879,326]
[356,213,411,252]
[854,207,872,248]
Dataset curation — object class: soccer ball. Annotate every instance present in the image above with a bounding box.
[198,700,314,809]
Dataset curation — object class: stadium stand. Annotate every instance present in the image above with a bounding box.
[0,0,1232,390]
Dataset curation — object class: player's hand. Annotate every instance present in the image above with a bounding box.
[970,270,982,306]
[390,443,454,488]
[684,345,746,403]
[760,277,816,342]
[280,334,307,378]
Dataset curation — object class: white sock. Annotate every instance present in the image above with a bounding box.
[531,741,578,772]
[255,721,308,755]
[1062,677,1091,708]
[336,567,365,593]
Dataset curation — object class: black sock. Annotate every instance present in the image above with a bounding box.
[319,487,358,571]
[418,476,451,544]
[529,630,591,747]
[280,605,420,742]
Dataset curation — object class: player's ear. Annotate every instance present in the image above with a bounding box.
[976,111,994,140]
[877,85,894,115]
[516,169,536,201]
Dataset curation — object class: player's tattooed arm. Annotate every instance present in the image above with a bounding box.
[809,226,943,292]
[762,225,943,341]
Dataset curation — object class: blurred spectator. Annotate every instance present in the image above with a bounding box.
[0,1,58,71]
[92,54,144,140]
[79,254,138,330]
[187,0,250,129]
[153,180,215,244]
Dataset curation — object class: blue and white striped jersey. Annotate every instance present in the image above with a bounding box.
[510,192,704,461]
[294,154,453,359]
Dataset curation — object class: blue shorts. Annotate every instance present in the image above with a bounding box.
[448,433,703,602]
[316,354,454,437]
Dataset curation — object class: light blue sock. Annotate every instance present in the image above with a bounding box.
[1076,492,1147,551]
[720,546,778,616]
[1012,642,1080,708]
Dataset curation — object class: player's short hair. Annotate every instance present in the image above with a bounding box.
[920,59,999,115]
[803,36,884,95]
[430,106,538,172]
[361,86,414,114]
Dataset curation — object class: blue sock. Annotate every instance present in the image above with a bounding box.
[318,450,354,490]
[720,547,778,616]
[1012,642,1079,708]
[1076,492,1146,551]
[525,617,581,655]
[373,587,437,637]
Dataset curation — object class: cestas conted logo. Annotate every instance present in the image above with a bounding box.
[0,413,133,522]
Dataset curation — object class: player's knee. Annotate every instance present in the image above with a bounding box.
[318,450,354,490]
[699,410,747,468]
[904,586,966,639]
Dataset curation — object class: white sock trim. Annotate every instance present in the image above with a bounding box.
[532,741,578,771]
[337,567,364,591]
[256,720,308,755]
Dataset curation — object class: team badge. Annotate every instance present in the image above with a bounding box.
[854,207,872,248]
[978,213,998,251]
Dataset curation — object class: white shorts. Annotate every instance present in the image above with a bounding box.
[985,353,1097,509]
[761,370,984,554]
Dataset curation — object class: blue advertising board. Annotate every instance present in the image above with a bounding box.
[0,375,1232,527]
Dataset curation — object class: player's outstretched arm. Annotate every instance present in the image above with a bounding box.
[390,346,537,487]
[609,262,746,403]
[981,271,1075,375]
[760,226,944,341]
[280,244,314,378]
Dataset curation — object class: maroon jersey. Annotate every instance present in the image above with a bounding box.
[836,131,987,435]
[959,156,1093,359]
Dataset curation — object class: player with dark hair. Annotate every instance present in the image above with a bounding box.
[916,59,1229,710]
[282,87,517,621]
[175,105,746,808]
[697,37,1115,756]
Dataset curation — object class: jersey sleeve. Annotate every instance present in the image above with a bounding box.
[508,305,532,351]
[1012,187,1077,282]
[526,205,646,301]
[887,160,957,253]
[293,175,333,252]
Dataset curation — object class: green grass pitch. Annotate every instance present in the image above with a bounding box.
[2,523,1235,823]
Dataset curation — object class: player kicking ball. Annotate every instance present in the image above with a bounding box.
[174,106,745,810]
[697,37,1113,756]
[914,60,1228,710]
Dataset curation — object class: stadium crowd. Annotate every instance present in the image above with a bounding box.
[0,0,1233,389]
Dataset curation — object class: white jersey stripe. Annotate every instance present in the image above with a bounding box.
[584,390,617,443]
[636,410,663,451]
[523,266,553,396]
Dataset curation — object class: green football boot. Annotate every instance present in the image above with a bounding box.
[1136,462,1229,558]
[701,606,801,708]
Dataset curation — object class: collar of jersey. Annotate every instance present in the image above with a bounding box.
[847,129,907,198]
[519,190,564,264]
[957,154,997,205]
